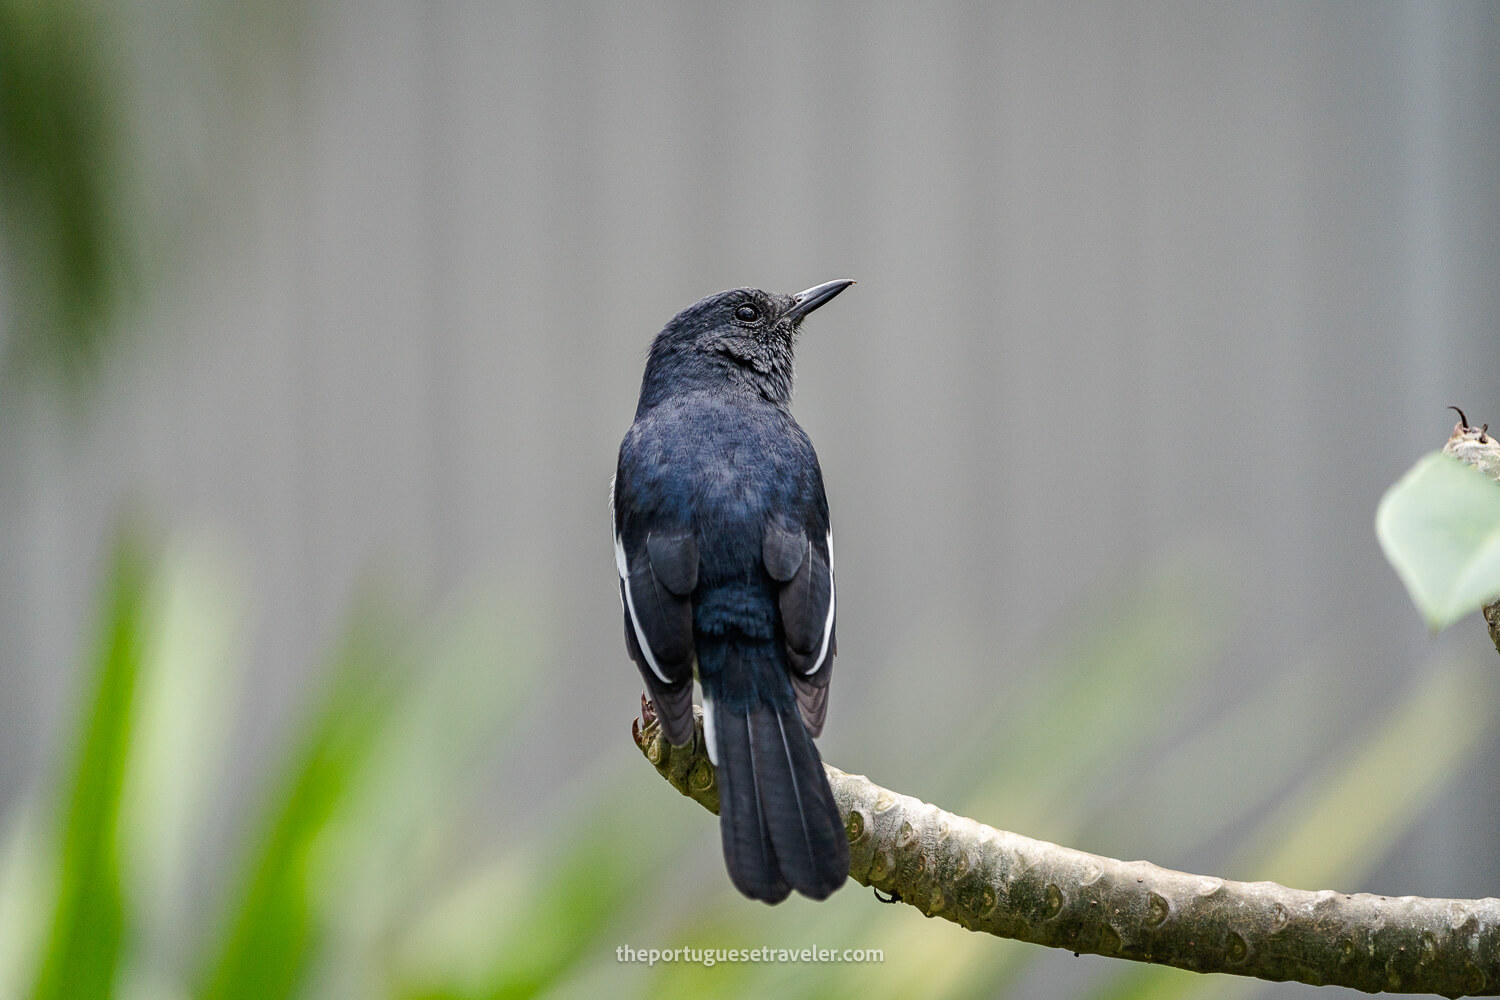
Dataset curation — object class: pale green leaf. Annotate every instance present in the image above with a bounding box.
[1376,451,1500,629]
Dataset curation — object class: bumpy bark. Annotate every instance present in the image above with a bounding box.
[633,708,1500,996]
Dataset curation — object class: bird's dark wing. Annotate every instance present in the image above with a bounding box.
[763,521,836,736]
[615,515,698,747]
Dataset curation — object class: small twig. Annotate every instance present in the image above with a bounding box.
[1443,411,1500,655]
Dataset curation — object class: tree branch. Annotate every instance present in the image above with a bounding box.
[633,706,1500,997]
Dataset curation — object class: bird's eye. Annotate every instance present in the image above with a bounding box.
[734,304,760,323]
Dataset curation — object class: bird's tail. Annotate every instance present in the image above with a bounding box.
[708,665,849,903]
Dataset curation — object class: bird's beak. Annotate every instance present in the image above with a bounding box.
[787,279,855,323]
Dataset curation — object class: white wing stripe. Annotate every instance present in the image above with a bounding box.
[702,691,718,766]
[613,530,629,578]
[616,533,672,684]
[805,529,836,675]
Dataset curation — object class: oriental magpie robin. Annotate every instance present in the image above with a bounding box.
[613,280,853,902]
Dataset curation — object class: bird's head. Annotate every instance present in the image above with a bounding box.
[638,280,853,410]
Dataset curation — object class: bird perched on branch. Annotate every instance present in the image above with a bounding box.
[613,280,853,902]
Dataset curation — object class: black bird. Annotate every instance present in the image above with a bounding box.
[613,280,853,903]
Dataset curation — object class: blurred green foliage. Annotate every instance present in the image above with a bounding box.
[0,0,129,384]
[200,603,405,1000]
[28,536,142,1000]
[0,0,303,393]
[1,533,1488,1000]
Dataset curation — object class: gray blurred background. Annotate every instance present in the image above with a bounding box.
[3,2,1499,997]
